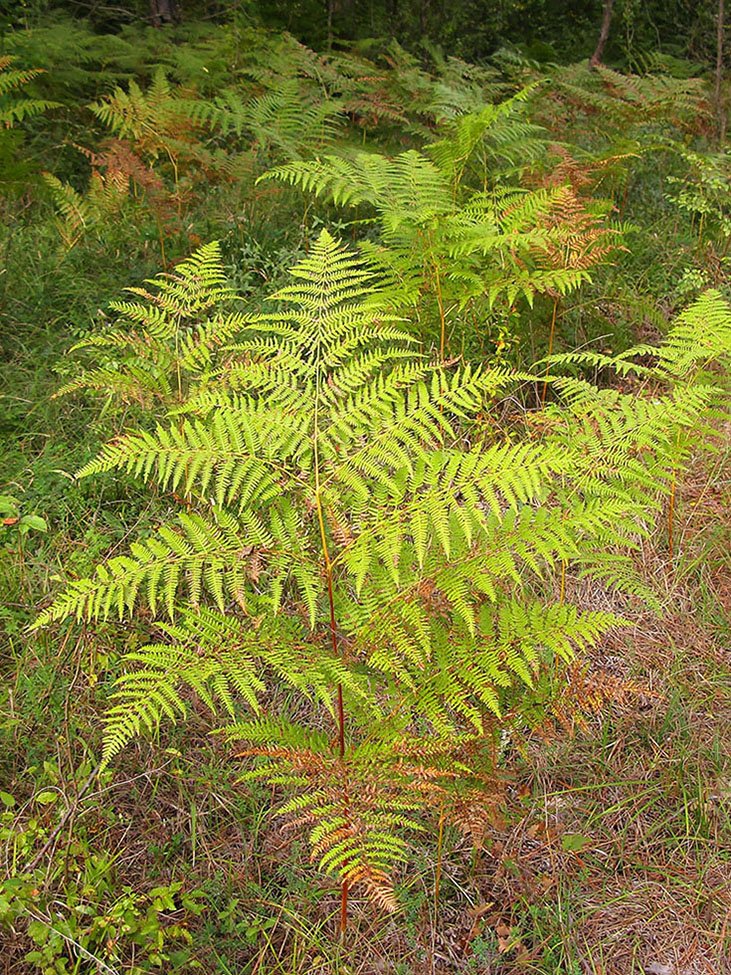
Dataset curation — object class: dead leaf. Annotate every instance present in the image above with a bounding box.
[496,921,512,953]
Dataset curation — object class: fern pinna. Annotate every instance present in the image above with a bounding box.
[53,241,240,412]
[35,233,731,928]
[0,56,59,127]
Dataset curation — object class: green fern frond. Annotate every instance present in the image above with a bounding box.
[0,57,59,126]
[55,240,238,409]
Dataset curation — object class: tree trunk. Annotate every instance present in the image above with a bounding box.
[589,0,614,70]
[149,0,179,27]
[387,0,399,38]
[715,0,726,145]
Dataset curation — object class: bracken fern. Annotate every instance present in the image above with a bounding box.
[34,232,731,926]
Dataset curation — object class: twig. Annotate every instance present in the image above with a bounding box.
[25,764,101,872]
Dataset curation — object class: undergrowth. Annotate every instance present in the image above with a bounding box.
[1,12,730,975]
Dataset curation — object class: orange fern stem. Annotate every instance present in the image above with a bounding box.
[316,491,349,932]
[340,878,349,935]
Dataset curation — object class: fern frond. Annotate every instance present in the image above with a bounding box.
[55,240,238,409]
[0,57,59,126]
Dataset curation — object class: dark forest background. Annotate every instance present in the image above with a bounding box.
[0,0,723,69]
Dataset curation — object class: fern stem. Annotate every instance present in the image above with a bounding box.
[668,427,682,561]
[327,569,346,759]
[316,498,346,758]
[316,496,349,929]
[434,260,447,362]
[314,352,349,931]
[340,880,349,936]
[542,296,559,408]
